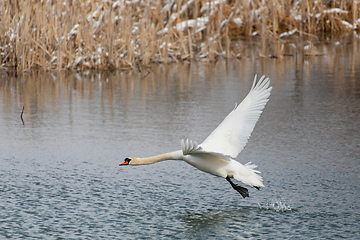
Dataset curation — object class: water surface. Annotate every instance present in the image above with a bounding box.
[1,41,359,239]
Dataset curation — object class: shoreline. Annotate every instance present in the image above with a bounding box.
[1,0,359,71]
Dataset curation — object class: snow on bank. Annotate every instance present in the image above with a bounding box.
[1,0,359,70]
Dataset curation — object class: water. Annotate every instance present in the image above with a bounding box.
[1,41,360,239]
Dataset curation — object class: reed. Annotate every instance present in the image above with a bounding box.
[0,0,358,71]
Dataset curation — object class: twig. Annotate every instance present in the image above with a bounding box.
[20,106,25,125]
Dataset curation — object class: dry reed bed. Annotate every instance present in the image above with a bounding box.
[1,0,359,71]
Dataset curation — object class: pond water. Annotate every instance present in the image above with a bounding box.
[1,40,360,239]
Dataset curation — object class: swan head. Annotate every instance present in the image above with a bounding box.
[120,157,132,166]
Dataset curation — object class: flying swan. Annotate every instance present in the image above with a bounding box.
[120,75,272,198]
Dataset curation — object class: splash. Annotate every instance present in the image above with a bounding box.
[258,199,293,212]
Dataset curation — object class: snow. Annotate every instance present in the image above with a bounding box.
[67,24,79,40]
[323,8,348,14]
[176,17,209,32]
[50,56,57,63]
[112,1,122,8]
[279,29,298,38]
[232,18,243,27]
[354,19,360,29]
[200,0,226,14]
[341,20,354,29]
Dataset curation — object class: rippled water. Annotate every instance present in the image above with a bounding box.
[1,41,360,239]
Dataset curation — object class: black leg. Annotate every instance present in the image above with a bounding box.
[226,177,249,198]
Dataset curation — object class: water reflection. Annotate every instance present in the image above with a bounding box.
[1,40,359,123]
[181,208,252,238]
[1,41,359,157]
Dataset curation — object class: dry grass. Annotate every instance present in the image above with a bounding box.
[1,0,359,71]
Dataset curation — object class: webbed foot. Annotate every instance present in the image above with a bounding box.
[226,177,249,198]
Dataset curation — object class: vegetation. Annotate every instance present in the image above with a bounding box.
[1,0,359,71]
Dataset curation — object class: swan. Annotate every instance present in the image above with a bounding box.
[120,75,272,198]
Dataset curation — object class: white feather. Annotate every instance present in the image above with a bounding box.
[122,75,272,194]
[199,75,272,158]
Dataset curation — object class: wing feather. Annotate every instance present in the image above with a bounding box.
[181,139,201,155]
[181,139,231,163]
[199,75,272,158]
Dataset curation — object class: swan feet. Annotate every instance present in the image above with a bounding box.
[226,177,249,198]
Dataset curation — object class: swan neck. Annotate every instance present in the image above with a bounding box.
[136,151,182,165]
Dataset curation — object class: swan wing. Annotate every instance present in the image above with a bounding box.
[181,138,201,155]
[199,75,272,158]
[181,139,231,161]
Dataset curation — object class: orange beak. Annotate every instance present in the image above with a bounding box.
[119,158,131,166]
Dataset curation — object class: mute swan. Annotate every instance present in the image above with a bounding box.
[120,75,272,198]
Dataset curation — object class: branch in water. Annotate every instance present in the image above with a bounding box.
[20,106,25,125]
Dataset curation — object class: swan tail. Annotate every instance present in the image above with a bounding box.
[234,162,264,189]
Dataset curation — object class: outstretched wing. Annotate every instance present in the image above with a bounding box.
[199,75,272,158]
[181,138,201,155]
[181,138,231,165]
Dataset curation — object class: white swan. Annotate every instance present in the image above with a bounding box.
[120,75,272,198]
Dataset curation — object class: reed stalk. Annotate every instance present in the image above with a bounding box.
[0,0,358,71]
